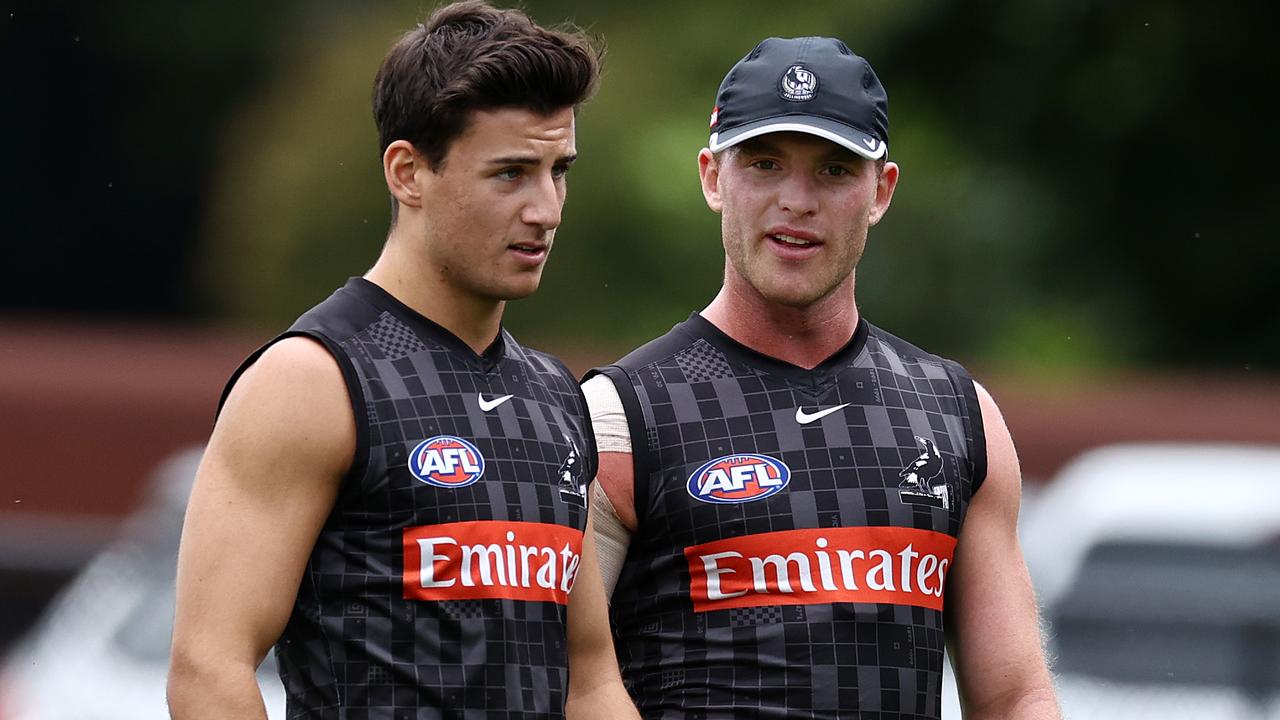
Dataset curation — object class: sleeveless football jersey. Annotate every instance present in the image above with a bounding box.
[589,313,985,720]
[221,278,594,719]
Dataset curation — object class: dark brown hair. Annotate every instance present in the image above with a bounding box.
[372,0,602,171]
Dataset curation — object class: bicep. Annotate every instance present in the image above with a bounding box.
[947,383,1054,715]
[173,337,355,666]
[595,452,637,531]
[581,374,638,530]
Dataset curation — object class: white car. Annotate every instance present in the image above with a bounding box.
[1020,443,1280,720]
[0,448,286,719]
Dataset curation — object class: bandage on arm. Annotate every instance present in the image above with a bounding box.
[582,374,634,599]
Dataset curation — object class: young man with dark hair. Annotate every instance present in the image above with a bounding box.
[584,37,1061,719]
[168,2,637,718]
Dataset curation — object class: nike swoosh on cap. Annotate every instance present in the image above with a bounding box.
[794,403,851,425]
[478,394,514,412]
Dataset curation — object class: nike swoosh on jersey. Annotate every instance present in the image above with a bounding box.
[478,394,514,412]
[794,403,851,425]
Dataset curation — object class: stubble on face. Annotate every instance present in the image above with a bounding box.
[712,134,881,310]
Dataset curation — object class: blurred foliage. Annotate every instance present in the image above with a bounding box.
[4,1,1276,373]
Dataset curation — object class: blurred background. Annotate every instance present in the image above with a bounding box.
[1,0,1277,717]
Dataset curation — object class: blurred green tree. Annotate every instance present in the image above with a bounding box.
[11,1,1270,373]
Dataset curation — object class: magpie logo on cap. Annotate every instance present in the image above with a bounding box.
[779,64,818,102]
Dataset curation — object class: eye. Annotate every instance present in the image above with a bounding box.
[751,159,779,171]
[552,162,572,179]
[496,167,523,181]
[821,164,852,177]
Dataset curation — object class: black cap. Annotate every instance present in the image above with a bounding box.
[708,36,888,160]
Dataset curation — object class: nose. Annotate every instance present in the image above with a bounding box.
[521,171,563,231]
[776,170,819,217]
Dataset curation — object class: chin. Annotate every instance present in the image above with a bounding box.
[494,278,543,301]
[751,279,828,309]
[766,292,824,309]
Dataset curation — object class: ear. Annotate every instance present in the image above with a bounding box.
[868,160,899,226]
[383,140,425,211]
[698,148,723,213]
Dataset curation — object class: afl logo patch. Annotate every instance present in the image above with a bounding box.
[408,436,485,488]
[779,64,818,102]
[687,454,790,504]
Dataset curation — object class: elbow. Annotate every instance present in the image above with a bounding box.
[566,637,627,702]
[166,647,206,718]
[963,684,1061,720]
[166,642,251,718]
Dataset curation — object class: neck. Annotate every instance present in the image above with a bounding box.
[365,227,504,355]
[702,272,859,370]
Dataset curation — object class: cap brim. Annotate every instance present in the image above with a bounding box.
[710,116,886,159]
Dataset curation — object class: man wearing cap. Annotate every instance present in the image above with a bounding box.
[581,37,1060,718]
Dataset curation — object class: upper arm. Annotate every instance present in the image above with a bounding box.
[581,374,638,531]
[172,336,355,669]
[946,382,1059,718]
[595,452,637,531]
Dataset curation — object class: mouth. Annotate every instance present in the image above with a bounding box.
[508,242,549,259]
[769,233,818,247]
[764,229,822,254]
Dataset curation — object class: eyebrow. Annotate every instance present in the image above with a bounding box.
[487,153,578,166]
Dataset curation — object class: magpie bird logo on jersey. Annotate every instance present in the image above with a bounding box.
[687,454,791,504]
[408,435,485,489]
[897,436,949,510]
[556,433,587,507]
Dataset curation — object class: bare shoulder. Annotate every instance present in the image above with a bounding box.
[973,380,1009,439]
[972,381,1021,511]
[582,373,638,530]
[211,335,356,490]
[224,335,347,413]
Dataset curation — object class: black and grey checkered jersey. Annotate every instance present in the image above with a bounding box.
[589,313,986,720]
[221,278,594,719]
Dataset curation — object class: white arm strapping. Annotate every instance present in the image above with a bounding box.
[582,374,632,453]
[581,374,634,598]
[590,480,630,599]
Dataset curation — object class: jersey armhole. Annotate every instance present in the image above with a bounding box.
[949,363,988,496]
[584,365,652,528]
[218,330,371,491]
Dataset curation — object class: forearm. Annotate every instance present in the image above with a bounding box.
[565,513,639,719]
[167,653,270,720]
